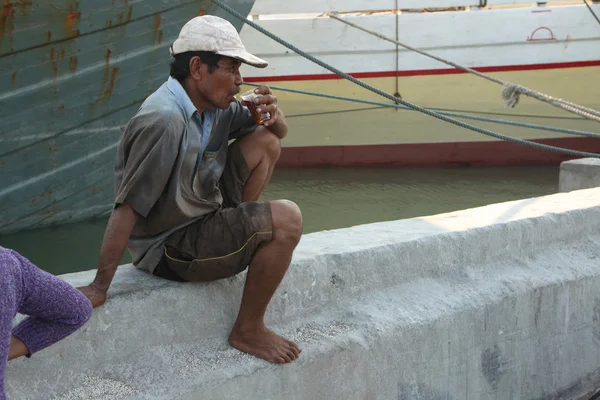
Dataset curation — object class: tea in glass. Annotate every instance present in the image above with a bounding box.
[240,89,271,124]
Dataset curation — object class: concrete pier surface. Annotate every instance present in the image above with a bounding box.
[559,157,600,192]
[6,186,600,399]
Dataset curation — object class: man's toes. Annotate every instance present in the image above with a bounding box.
[287,345,300,358]
[287,340,301,351]
[286,350,297,360]
[280,353,292,363]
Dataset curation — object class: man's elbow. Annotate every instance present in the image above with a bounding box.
[272,126,288,139]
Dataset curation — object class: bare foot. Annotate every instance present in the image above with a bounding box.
[229,324,302,363]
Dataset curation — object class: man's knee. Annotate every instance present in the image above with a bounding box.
[240,126,281,167]
[262,129,281,161]
[270,200,302,245]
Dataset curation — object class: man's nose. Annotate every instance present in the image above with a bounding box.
[234,69,243,86]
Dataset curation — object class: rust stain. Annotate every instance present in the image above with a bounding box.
[90,59,119,109]
[106,19,113,28]
[104,67,119,97]
[42,207,60,218]
[65,11,80,37]
[0,0,32,43]
[102,48,112,84]
[153,15,163,46]
[57,105,65,113]
[117,6,132,24]
[48,44,75,77]
[18,0,32,13]
[0,0,15,50]
[0,161,5,167]
[10,71,16,88]
[64,3,80,37]
[46,30,52,43]
[198,8,206,16]
[68,56,78,72]
[48,144,58,153]
[38,189,54,200]
[49,47,58,76]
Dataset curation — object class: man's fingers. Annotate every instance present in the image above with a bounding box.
[77,285,107,308]
[256,104,278,115]
[253,85,271,95]
[254,94,277,105]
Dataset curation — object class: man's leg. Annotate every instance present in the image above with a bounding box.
[228,199,302,363]
[223,127,303,362]
[161,127,302,363]
[237,125,281,202]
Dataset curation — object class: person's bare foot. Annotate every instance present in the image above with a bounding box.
[229,323,302,363]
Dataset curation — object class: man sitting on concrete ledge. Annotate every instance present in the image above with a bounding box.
[78,15,303,364]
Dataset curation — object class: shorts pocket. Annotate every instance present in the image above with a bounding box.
[163,245,242,282]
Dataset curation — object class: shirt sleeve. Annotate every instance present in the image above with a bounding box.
[226,100,258,140]
[114,112,182,218]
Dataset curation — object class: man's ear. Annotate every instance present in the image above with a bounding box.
[189,56,203,80]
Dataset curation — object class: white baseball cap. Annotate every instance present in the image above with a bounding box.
[170,15,268,68]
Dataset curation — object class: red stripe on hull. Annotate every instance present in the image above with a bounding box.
[245,60,600,83]
[277,137,600,167]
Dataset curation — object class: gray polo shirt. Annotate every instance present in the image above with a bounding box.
[114,77,257,273]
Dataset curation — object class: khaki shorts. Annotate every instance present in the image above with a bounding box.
[153,140,273,282]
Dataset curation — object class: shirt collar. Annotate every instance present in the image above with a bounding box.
[167,76,199,121]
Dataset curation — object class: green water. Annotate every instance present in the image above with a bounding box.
[0,165,559,276]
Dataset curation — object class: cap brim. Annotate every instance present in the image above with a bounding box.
[216,49,268,68]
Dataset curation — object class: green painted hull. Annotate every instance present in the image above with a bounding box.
[0,0,255,234]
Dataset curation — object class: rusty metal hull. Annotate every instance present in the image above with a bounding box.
[0,0,255,235]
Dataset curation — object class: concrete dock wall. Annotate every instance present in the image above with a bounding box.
[6,188,600,400]
[559,158,600,192]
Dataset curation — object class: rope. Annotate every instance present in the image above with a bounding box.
[327,13,600,123]
[213,0,600,159]
[584,0,600,26]
[243,82,600,139]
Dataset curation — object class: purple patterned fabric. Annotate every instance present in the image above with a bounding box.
[0,246,92,399]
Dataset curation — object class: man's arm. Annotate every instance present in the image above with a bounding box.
[78,203,137,308]
[264,107,287,139]
[78,113,181,308]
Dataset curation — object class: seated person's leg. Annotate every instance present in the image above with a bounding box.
[9,251,93,359]
[0,249,20,397]
[220,125,281,205]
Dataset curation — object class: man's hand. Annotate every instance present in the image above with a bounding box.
[253,85,279,127]
[253,85,288,138]
[78,282,108,308]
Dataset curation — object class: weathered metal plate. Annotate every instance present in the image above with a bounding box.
[0,0,255,234]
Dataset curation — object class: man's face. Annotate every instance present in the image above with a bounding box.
[197,56,243,110]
